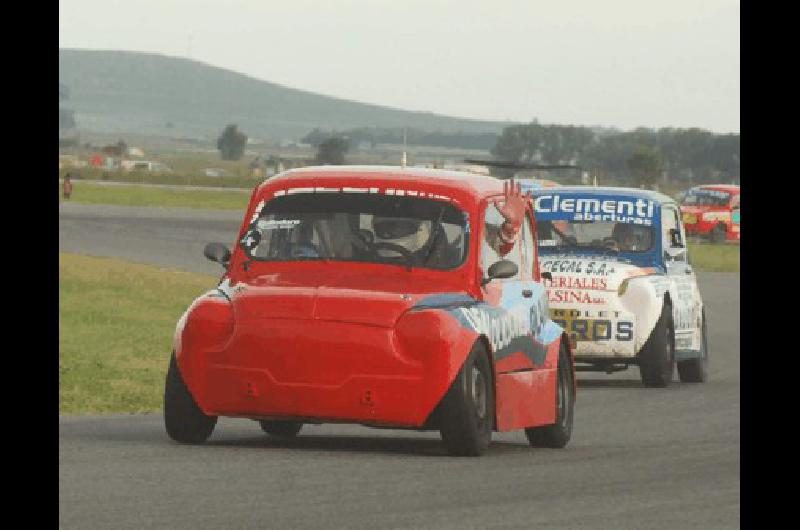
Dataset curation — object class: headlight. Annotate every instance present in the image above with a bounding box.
[618,269,659,296]
[618,279,630,296]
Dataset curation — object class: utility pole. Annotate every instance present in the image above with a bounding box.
[401,128,407,168]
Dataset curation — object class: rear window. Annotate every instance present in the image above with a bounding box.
[239,192,469,270]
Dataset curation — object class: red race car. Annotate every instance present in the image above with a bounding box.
[164,167,575,456]
[679,184,740,243]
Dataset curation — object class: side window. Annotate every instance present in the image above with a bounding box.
[481,203,522,281]
[520,213,536,280]
[662,206,686,262]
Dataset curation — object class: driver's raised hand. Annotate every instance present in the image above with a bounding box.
[493,178,530,240]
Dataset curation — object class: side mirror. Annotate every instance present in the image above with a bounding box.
[481,260,518,286]
[541,271,553,281]
[669,228,684,248]
[204,242,231,266]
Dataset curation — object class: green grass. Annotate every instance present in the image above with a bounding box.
[60,180,251,210]
[688,242,740,272]
[59,166,265,189]
[59,253,217,414]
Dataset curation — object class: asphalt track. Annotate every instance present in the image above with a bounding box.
[59,203,740,529]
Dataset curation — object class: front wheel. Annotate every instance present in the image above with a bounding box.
[678,310,709,383]
[164,352,217,443]
[525,342,574,448]
[438,342,494,456]
[638,303,675,387]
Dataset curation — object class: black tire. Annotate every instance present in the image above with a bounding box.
[164,352,217,443]
[439,342,494,456]
[638,303,675,387]
[525,342,574,448]
[678,309,709,383]
[710,224,727,244]
[259,420,303,438]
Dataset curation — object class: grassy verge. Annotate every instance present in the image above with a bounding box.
[59,253,217,414]
[688,242,740,272]
[59,166,265,189]
[59,180,250,210]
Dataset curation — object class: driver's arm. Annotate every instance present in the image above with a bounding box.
[485,222,518,257]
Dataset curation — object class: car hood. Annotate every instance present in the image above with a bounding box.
[221,270,465,328]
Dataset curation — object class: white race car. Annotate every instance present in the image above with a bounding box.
[530,186,708,386]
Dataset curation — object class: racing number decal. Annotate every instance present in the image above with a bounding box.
[551,314,633,342]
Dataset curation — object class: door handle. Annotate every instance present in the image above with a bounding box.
[522,289,533,298]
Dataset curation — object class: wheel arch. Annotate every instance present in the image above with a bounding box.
[475,334,499,430]
[560,332,577,396]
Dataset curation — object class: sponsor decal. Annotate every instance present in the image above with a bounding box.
[271,187,455,202]
[249,200,266,223]
[550,309,633,342]
[256,219,301,229]
[456,306,530,353]
[240,230,261,250]
[534,193,656,226]
[541,259,617,276]
[544,276,608,290]
[548,290,606,304]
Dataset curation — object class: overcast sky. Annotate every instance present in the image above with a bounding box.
[59,0,740,133]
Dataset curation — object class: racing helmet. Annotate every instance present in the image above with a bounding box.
[612,223,652,252]
[371,216,430,251]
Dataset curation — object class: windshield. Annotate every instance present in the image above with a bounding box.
[537,220,655,254]
[682,188,732,207]
[239,193,468,270]
[532,192,657,255]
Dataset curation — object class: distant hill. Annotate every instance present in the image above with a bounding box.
[59,49,512,141]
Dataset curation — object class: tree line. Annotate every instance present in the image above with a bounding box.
[303,127,497,151]
[491,121,739,184]
[303,122,739,184]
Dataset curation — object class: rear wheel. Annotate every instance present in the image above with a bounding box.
[259,420,303,438]
[678,310,709,383]
[439,342,494,456]
[164,352,217,443]
[638,303,675,387]
[710,224,727,244]
[525,342,574,448]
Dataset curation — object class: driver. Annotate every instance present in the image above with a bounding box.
[611,223,649,252]
[369,178,530,264]
[371,216,431,254]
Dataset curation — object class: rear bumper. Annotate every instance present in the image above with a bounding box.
[178,315,472,428]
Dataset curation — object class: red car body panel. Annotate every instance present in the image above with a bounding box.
[680,184,740,241]
[174,167,572,431]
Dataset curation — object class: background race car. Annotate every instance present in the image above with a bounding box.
[680,184,740,243]
[531,186,709,387]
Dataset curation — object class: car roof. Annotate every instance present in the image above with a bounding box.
[689,184,740,194]
[527,185,677,205]
[263,165,507,200]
